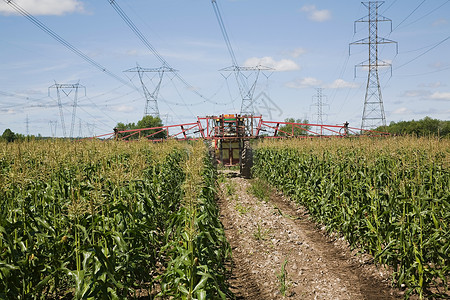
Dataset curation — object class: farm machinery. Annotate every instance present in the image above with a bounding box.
[208,114,254,178]
[99,114,389,178]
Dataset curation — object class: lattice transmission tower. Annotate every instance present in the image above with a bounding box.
[311,88,328,125]
[25,115,29,136]
[212,0,272,115]
[125,65,176,118]
[350,1,397,130]
[48,83,85,138]
[49,121,57,137]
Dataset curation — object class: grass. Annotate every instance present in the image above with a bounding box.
[247,178,271,202]
[235,201,252,215]
[277,259,290,297]
[225,181,236,196]
[253,221,271,241]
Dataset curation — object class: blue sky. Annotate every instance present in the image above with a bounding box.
[1,0,449,137]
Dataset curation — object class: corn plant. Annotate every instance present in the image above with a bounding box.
[158,141,231,299]
[254,137,450,299]
[0,139,231,299]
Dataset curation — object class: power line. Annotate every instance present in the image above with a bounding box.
[124,65,177,118]
[4,0,136,90]
[350,1,397,130]
[0,90,48,103]
[48,83,85,138]
[45,94,112,136]
[211,0,273,115]
[379,0,449,71]
[393,0,426,31]
[396,35,450,70]
[379,34,449,87]
[381,0,399,14]
[395,0,450,30]
[82,94,119,124]
[108,0,228,108]
[397,64,450,77]
[1,88,112,136]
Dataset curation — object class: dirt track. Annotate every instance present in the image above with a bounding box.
[218,172,411,300]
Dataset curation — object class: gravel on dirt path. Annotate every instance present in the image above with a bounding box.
[218,172,409,300]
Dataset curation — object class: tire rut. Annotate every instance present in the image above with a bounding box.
[218,172,409,299]
[220,196,269,300]
[269,192,403,300]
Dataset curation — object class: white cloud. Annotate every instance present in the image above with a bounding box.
[243,56,300,71]
[0,0,85,16]
[401,90,430,98]
[284,47,307,58]
[285,78,359,89]
[0,108,17,114]
[429,61,447,69]
[419,82,445,88]
[326,79,359,89]
[111,105,135,113]
[301,5,331,22]
[393,107,411,115]
[285,77,322,89]
[125,50,141,57]
[430,92,450,101]
[432,18,448,27]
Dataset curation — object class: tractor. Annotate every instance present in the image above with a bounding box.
[108,114,389,179]
[208,114,254,178]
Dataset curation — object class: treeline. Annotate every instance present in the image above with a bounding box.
[115,115,166,139]
[1,128,45,142]
[1,115,166,142]
[376,117,450,137]
[278,118,311,136]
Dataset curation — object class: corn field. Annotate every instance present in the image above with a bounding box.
[254,137,449,299]
[0,139,230,299]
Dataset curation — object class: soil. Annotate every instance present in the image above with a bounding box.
[218,171,415,300]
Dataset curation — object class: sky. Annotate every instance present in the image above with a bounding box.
[0,0,449,137]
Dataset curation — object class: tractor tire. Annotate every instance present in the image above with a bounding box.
[241,140,253,179]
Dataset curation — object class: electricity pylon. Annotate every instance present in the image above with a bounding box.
[350,1,397,131]
[125,65,176,118]
[311,88,328,125]
[86,123,95,137]
[49,121,57,137]
[48,82,85,138]
[25,115,29,136]
[212,0,272,115]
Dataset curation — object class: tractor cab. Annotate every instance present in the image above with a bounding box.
[212,114,245,137]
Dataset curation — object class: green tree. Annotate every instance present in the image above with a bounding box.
[115,115,166,139]
[278,118,311,136]
[376,117,450,137]
[2,128,16,142]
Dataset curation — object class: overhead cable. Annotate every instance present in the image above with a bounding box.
[395,35,450,70]
[4,0,137,91]
[108,0,229,107]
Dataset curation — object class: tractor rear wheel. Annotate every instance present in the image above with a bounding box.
[240,140,253,179]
